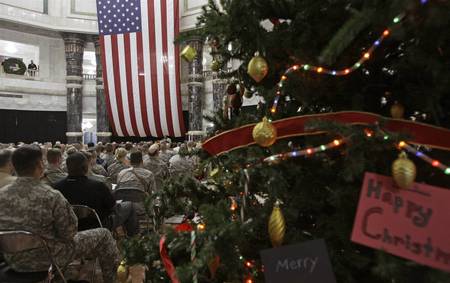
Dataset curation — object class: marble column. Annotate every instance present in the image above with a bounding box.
[94,37,111,143]
[212,79,228,112]
[187,38,204,131]
[62,33,85,144]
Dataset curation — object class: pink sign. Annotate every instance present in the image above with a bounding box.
[351,172,450,272]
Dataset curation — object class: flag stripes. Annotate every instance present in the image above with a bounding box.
[98,0,185,137]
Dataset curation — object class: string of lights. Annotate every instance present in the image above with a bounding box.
[270,0,429,114]
[398,141,450,175]
[259,129,449,176]
[263,139,344,164]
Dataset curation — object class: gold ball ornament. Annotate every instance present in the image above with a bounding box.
[390,102,405,119]
[117,261,128,283]
[392,151,416,189]
[268,201,286,247]
[247,53,269,83]
[252,117,277,147]
[180,45,197,62]
[211,59,221,72]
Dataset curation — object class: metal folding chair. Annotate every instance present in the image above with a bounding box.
[113,188,151,232]
[71,205,103,283]
[112,187,148,203]
[0,230,67,283]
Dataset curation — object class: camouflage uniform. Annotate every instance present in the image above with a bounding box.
[0,177,120,282]
[169,155,194,177]
[107,161,130,184]
[101,153,115,169]
[92,163,108,177]
[116,167,156,194]
[0,172,16,188]
[159,150,175,164]
[42,164,68,186]
[144,156,169,190]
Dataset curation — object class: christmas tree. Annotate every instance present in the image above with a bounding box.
[130,1,450,282]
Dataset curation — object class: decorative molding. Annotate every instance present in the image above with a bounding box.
[96,131,112,137]
[187,81,204,87]
[66,75,83,81]
[182,0,205,17]
[0,1,45,14]
[0,93,23,98]
[70,0,97,17]
[66,132,83,137]
[66,83,82,88]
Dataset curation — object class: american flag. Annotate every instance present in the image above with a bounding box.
[96,0,185,137]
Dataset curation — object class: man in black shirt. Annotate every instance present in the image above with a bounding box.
[55,152,138,235]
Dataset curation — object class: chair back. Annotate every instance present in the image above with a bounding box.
[0,231,43,254]
[72,205,103,228]
[113,187,147,203]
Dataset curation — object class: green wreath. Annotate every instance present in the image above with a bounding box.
[2,58,26,75]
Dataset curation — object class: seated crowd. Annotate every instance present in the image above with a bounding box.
[0,139,199,282]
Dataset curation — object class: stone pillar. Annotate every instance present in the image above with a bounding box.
[94,37,112,143]
[187,38,204,131]
[212,79,228,112]
[62,33,85,144]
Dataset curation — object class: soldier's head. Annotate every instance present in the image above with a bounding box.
[12,145,44,178]
[81,151,96,168]
[0,149,14,175]
[148,144,159,157]
[105,143,114,153]
[66,152,89,177]
[115,148,128,163]
[47,148,62,166]
[129,151,143,167]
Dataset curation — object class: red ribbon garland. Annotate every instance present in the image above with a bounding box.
[160,236,180,283]
[203,111,450,156]
[160,223,194,282]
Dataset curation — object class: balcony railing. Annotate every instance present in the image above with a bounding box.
[0,68,40,80]
[83,73,97,80]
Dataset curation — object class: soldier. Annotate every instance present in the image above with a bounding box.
[42,148,67,187]
[107,148,130,184]
[117,151,156,194]
[101,143,115,169]
[169,144,194,177]
[144,144,169,190]
[0,149,16,188]
[88,149,108,177]
[0,145,120,282]
[55,152,138,235]
[82,151,112,191]
[159,140,175,164]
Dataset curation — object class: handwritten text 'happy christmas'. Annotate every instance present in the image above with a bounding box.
[352,173,450,272]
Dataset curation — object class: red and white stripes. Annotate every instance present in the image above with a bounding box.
[100,0,185,137]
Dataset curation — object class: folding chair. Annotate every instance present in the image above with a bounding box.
[113,188,151,232]
[0,230,67,283]
[113,187,148,203]
[71,205,103,283]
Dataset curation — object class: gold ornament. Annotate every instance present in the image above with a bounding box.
[392,151,416,189]
[180,45,197,62]
[247,53,269,82]
[117,261,128,283]
[390,102,405,119]
[252,117,277,147]
[268,201,286,247]
[211,59,221,72]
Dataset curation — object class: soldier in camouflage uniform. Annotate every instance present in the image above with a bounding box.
[107,148,130,184]
[117,151,156,194]
[0,146,120,282]
[144,144,168,190]
[82,151,113,191]
[42,148,67,187]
